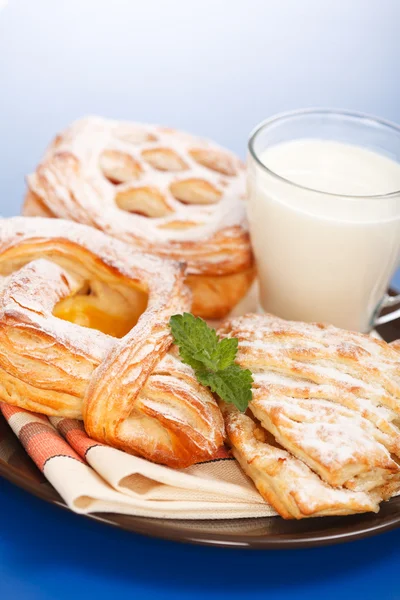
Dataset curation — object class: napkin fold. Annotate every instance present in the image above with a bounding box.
[0,403,275,519]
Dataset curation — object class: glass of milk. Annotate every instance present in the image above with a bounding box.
[247,109,400,332]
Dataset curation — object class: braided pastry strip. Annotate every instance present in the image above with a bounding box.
[218,313,400,518]
[24,117,255,319]
[0,217,225,468]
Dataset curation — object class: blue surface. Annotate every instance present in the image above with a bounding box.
[1,1,400,598]
[0,478,400,600]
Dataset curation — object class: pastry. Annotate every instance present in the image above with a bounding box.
[218,313,400,518]
[0,217,225,467]
[24,117,255,319]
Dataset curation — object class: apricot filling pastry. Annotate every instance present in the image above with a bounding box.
[217,313,400,518]
[24,117,255,319]
[0,217,225,467]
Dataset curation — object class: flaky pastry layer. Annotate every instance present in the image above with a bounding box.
[218,313,400,518]
[24,117,255,318]
[0,217,225,467]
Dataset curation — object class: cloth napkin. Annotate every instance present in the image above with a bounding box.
[0,403,275,519]
[0,282,275,519]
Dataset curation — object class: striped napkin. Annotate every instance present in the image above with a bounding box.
[0,403,274,519]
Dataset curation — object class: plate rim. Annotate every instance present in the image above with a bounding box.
[1,457,400,549]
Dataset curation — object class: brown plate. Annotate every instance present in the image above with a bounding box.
[1,294,400,549]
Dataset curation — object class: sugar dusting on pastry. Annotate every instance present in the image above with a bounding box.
[25,117,251,275]
[0,217,225,466]
[218,313,400,518]
[221,403,381,519]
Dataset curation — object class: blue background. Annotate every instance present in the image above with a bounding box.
[1,479,400,599]
[1,1,400,598]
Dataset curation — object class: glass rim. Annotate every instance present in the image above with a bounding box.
[248,108,400,200]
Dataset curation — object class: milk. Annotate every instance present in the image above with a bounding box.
[247,139,400,331]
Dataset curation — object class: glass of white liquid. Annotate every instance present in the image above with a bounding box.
[247,109,400,332]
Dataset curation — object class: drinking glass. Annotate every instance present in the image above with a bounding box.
[247,109,400,332]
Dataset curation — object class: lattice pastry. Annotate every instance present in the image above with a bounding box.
[218,313,400,518]
[24,117,255,319]
[0,217,225,467]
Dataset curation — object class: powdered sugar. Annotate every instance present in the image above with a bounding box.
[219,313,400,507]
[26,117,251,275]
[0,217,225,466]
[222,403,381,518]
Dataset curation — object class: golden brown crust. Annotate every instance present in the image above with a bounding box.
[218,313,400,518]
[186,267,256,320]
[0,216,225,468]
[23,184,254,318]
[24,117,254,318]
[220,403,381,519]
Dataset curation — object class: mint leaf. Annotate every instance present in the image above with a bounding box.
[197,365,253,413]
[170,313,218,369]
[177,347,205,372]
[169,313,253,412]
[212,337,238,370]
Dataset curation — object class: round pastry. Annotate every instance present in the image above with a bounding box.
[0,217,225,467]
[24,117,255,319]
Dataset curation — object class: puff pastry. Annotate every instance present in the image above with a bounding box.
[24,117,255,319]
[218,313,400,518]
[0,217,225,467]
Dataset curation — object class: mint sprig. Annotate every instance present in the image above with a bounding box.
[169,313,253,412]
